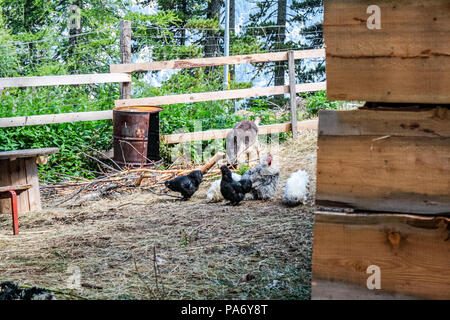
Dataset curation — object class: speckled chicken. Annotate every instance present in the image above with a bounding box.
[242,154,279,200]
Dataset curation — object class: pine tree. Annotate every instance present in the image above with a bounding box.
[291,0,325,82]
[204,0,223,58]
[275,0,287,87]
[246,0,325,84]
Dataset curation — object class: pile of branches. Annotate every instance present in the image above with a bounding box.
[40,152,226,206]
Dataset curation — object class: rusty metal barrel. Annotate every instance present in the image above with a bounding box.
[113,106,163,167]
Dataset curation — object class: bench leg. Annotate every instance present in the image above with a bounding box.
[8,190,18,235]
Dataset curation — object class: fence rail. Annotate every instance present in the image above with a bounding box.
[163,120,318,144]
[0,34,326,140]
[0,73,131,88]
[110,49,325,73]
[115,82,326,107]
[0,111,113,128]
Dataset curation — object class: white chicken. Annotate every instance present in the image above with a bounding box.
[283,169,310,207]
[207,172,242,202]
[242,154,279,200]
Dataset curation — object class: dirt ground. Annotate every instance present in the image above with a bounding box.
[0,130,317,300]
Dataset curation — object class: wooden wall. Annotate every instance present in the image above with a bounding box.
[312,211,450,299]
[324,0,450,103]
[316,107,450,215]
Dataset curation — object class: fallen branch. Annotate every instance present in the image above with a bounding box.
[200,151,225,174]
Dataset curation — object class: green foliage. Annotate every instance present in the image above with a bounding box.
[236,165,250,175]
[125,10,182,27]
[0,83,118,180]
[134,68,247,135]
[302,90,338,117]
[247,0,325,83]
[230,34,263,56]
[0,13,19,77]
[185,17,220,29]
[0,121,113,181]
[0,0,327,181]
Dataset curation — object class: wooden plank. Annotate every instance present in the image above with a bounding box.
[318,107,450,137]
[24,158,41,211]
[163,120,318,144]
[0,184,31,193]
[311,211,450,300]
[0,148,59,160]
[324,0,450,103]
[326,56,450,103]
[8,159,30,213]
[115,82,327,107]
[120,20,132,99]
[0,110,112,128]
[0,73,131,88]
[288,51,298,138]
[316,135,450,214]
[110,49,325,73]
[0,160,12,213]
[311,279,416,300]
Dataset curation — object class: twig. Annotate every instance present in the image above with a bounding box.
[47,170,90,182]
[84,145,123,171]
[81,151,121,173]
[117,202,149,209]
[53,176,124,207]
[152,246,159,294]
[119,140,165,169]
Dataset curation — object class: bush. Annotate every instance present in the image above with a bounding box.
[302,90,338,118]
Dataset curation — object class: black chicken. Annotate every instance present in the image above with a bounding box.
[164,170,203,200]
[0,281,55,300]
[220,165,252,206]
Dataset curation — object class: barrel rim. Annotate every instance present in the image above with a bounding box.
[113,106,164,113]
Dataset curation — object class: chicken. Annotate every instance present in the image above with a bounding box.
[206,172,242,202]
[220,165,252,205]
[283,169,310,207]
[0,281,55,300]
[164,170,203,200]
[242,154,279,200]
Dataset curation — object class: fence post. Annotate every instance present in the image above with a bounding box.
[288,50,298,138]
[120,20,132,99]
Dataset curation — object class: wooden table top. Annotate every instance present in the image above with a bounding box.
[0,184,31,193]
[0,147,59,160]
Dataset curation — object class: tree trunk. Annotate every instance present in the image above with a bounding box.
[180,0,187,46]
[230,0,235,33]
[205,0,222,59]
[229,0,235,80]
[68,0,82,74]
[275,0,287,86]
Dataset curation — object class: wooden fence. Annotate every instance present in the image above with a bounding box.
[0,21,326,142]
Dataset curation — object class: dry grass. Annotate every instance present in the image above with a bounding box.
[0,130,318,300]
